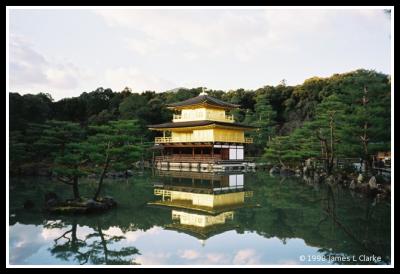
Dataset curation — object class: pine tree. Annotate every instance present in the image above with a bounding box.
[86,120,143,201]
[252,93,277,147]
[36,121,87,200]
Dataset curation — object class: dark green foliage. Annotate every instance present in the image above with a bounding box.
[263,70,390,172]
[85,120,145,200]
[9,69,391,169]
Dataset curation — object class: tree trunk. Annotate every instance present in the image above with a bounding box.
[93,142,111,201]
[97,224,108,264]
[93,157,110,201]
[72,176,80,201]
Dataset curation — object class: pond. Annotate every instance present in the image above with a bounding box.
[8,170,391,265]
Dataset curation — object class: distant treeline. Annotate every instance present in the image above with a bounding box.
[9,69,391,172]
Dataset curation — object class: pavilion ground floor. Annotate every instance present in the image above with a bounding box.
[153,143,255,172]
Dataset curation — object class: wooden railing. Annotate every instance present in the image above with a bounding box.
[172,114,182,121]
[155,154,222,163]
[155,136,253,144]
[224,114,234,121]
[172,114,234,122]
[155,137,173,143]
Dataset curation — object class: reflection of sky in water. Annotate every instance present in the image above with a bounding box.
[10,223,327,265]
[9,172,390,265]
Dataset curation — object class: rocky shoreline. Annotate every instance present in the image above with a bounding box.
[267,164,391,201]
[43,192,117,214]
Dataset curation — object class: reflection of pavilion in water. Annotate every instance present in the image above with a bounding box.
[148,170,254,241]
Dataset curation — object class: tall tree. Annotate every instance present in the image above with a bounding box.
[35,120,87,200]
[251,93,277,149]
[86,120,143,201]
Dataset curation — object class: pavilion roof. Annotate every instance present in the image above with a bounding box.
[148,120,256,130]
[166,94,240,109]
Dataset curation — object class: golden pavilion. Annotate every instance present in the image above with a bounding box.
[148,92,256,171]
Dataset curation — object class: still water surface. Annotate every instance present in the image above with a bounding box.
[9,170,391,265]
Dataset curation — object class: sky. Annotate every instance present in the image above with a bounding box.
[8,8,392,100]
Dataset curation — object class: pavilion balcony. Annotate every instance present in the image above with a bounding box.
[172,113,234,123]
[155,154,222,163]
[155,136,253,144]
[155,137,173,143]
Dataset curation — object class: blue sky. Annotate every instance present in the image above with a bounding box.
[8,8,391,100]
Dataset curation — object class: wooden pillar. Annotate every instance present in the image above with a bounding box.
[192,147,194,158]
[211,146,214,157]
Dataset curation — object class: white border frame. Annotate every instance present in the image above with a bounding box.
[6,5,394,268]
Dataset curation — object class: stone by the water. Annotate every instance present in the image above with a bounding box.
[269,166,280,175]
[349,180,356,190]
[357,174,364,184]
[46,196,117,215]
[368,176,377,190]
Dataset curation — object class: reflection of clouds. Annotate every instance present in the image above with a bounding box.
[41,224,94,241]
[41,227,69,240]
[135,252,172,265]
[277,259,298,265]
[179,249,200,260]
[204,252,230,264]
[177,250,230,265]
[233,249,261,265]
[9,224,47,264]
[103,226,162,243]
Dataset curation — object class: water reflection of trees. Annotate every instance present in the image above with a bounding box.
[45,219,140,265]
[317,185,390,265]
[238,173,391,264]
[10,172,391,265]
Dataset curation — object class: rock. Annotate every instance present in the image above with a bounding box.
[280,168,295,176]
[126,170,134,176]
[24,200,35,209]
[269,166,280,175]
[357,174,364,184]
[101,196,117,208]
[84,199,107,212]
[326,175,336,185]
[349,180,356,190]
[368,176,377,190]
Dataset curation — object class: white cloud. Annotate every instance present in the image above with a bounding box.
[9,8,390,99]
[93,9,275,62]
[94,8,388,65]
[125,37,160,55]
[103,67,177,92]
[9,34,94,99]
